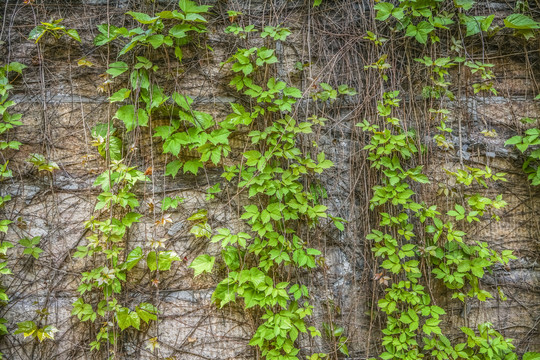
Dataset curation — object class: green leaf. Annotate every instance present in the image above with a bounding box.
[6,62,26,74]
[174,46,183,61]
[136,303,158,324]
[524,352,540,360]
[188,209,208,221]
[163,132,190,156]
[172,92,193,111]
[248,267,266,287]
[179,0,211,15]
[283,87,302,98]
[189,222,212,238]
[170,25,190,38]
[14,321,37,338]
[109,88,131,103]
[91,123,115,138]
[147,251,181,271]
[113,105,134,130]
[23,246,43,259]
[165,160,183,178]
[126,11,159,24]
[405,21,435,44]
[0,262,11,275]
[504,14,540,30]
[334,220,345,231]
[162,196,183,211]
[374,2,394,21]
[28,25,46,42]
[130,69,150,89]
[106,62,128,78]
[35,325,58,342]
[209,129,230,145]
[136,109,149,127]
[113,106,148,131]
[189,254,215,277]
[119,38,141,56]
[108,136,123,161]
[146,251,158,271]
[116,307,140,331]
[505,135,523,146]
[123,247,143,270]
[222,246,240,270]
[193,111,214,130]
[431,305,446,316]
[147,34,164,49]
[153,126,175,140]
[0,220,12,234]
[183,160,203,175]
[66,29,81,42]
[454,0,475,10]
[0,242,13,255]
[462,15,494,37]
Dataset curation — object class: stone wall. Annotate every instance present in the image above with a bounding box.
[1,0,540,359]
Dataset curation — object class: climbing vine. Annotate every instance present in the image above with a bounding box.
[1,0,539,358]
[65,0,540,357]
[0,62,25,358]
[62,1,357,357]
[362,0,540,358]
[70,1,213,354]
[359,89,517,359]
[189,23,354,359]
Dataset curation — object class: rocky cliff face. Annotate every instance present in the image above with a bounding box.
[0,0,539,359]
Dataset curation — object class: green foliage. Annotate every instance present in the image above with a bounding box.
[373,0,540,49]
[364,31,388,46]
[206,183,221,200]
[225,23,257,39]
[504,13,540,29]
[359,57,516,358]
[364,55,391,81]
[27,153,59,172]
[189,254,215,276]
[0,63,25,147]
[505,127,540,185]
[93,2,220,178]
[19,236,43,259]
[147,250,180,271]
[184,23,357,360]
[14,321,58,342]
[0,62,26,358]
[116,303,158,331]
[161,195,184,211]
[366,22,524,360]
[504,13,540,39]
[460,14,495,37]
[368,3,530,355]
[91,123,122,160]
[323,322,349,356]
[28,19,81,43]
[72,157,174,349]
[71,2,211,353]
[15,0,532,358]
[93,0,209,53]
[73,158,172,350]
[261,25,291,41]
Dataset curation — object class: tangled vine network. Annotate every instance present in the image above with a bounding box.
[1,0,540,359]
